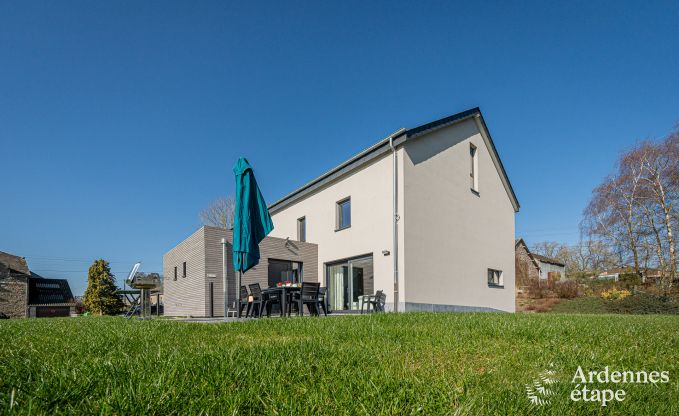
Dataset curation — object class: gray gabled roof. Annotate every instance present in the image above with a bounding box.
[531,253,566,268]
[268,107,520,214]
[0,250,30,276]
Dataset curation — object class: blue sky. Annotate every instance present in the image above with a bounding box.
[2,1,678,295]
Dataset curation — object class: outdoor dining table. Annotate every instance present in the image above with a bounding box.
[262,285,301,316]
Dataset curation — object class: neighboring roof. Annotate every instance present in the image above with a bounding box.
[0,250,30,276]
[28,277,74,305]
[514,238,541,270]
[531,253,565,267]
[268,107,520,214]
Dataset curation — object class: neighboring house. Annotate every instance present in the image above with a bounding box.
[267,107,519,312]
[515,238,540,287]
[163,226,317,317]
[0,251,31,318]
[0,251,76,318]
[531,254,566,280]
[596,268,660,282]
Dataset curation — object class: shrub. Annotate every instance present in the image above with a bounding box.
[619,273,642,288]
[601,288,631,301]
[605,293,679,315]
[554,281,579,299]
[526,279,547,299]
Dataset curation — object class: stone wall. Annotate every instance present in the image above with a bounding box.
[0,277,28,318]
[515,243,540,288]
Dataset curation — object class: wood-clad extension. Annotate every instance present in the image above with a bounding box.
[163,226,318,317]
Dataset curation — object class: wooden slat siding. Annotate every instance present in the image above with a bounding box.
[203,226,319,317]
[162,227,206,317]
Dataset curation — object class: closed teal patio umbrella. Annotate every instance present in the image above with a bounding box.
[232,158,274,316]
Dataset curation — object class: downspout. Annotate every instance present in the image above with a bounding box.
[222,237,227,319]
[389,135,400,312]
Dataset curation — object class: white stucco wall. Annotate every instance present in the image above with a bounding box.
[269,117,516,313]
[539,262,566,280]
[402,118,516,312]
[269,149,407,311]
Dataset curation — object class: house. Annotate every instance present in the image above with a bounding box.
[514,239,567,284]
[596,268,659,282]
[162,226,317,317]
[267,107,519,312]
[0,251,76,318]
[515,238,540,287]
[531,254,566,280]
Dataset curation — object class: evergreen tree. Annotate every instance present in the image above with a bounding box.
[83,259,125,315]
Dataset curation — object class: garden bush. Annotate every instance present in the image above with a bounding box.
[526,278,547,299]
[600,288,631,301]
[605,292,679,315]
[619,272,642,288]
[553,280,579,299]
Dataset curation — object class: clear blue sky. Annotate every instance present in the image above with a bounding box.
[2,1,678,295]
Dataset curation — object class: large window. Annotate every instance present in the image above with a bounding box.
[297,217,306,242]
[268,259,303,287]
[336,197,351,230]
[488,269,503,287]
[470,143,478,193]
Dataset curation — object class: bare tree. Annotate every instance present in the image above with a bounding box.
[582,164,644,274]
[638,131,678,284]
[530,241,562,259]
[582,124,678,290]
[199,196,236,229]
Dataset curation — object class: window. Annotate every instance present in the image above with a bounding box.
[488,269,503,287]
[470,143,478,192]
[173,266,177,281]
[297,217,306,242]
[182,262,187,278]
[336,198,351,230]
[268,259,303,287]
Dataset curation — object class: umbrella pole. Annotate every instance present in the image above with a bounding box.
[237,270,242,318]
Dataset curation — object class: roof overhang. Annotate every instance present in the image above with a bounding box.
[268,107,520,214]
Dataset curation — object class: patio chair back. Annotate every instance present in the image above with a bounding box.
[301,282,320,300]
[248,283,263,300]
[376,291,387,311]
[239,285,249,300]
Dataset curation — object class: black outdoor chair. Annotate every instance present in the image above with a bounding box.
[288,282,321,316]
[360,290,386,314]
[238,285,251,317]
[317,287,328,316]
[369,291,387,313]
[247,283,267,318]
[263,287,284,317]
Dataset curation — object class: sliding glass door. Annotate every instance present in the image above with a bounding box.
[327,255,374,311]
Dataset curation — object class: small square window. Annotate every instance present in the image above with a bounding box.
[488,269,503,287]
[336,198,351,230]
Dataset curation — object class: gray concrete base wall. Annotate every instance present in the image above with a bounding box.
[405,302,505,313]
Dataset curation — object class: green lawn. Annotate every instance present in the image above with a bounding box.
[1,313,678,415]
[550,297,609,314]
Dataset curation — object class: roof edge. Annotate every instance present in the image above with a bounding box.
[267,107,519,214]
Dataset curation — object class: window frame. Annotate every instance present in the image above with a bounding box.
[335,197,351,231]
[487,268,504,288]
[297,216,306,242]
[470,143,479,194]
